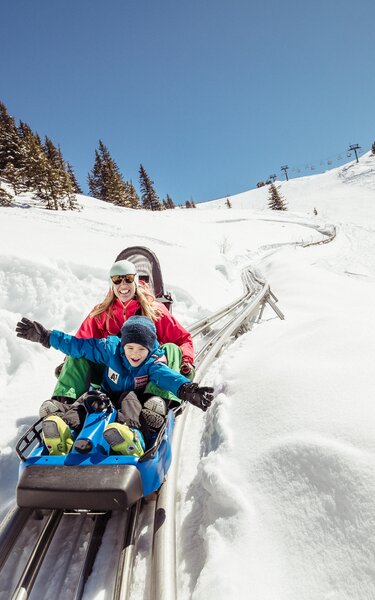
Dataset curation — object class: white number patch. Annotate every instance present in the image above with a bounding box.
[108,367,120,384]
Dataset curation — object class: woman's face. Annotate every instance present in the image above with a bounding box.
[112,278,136,303]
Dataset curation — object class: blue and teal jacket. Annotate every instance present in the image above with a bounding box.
[49,331,190,399]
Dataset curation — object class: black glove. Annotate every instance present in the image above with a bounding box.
[83,391,111,413]
[16,317,51,348]
[178,382,214,412]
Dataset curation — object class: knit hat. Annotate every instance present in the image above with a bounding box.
[121,316,157,351]
[110,260,139,284]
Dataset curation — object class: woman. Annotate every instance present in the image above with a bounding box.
[48,259,195,408]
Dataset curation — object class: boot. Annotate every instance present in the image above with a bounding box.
[42,415,74,455]
[103,423,145,457]
[141,396,167,429]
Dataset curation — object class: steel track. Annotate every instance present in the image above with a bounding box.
[0,269,281,600]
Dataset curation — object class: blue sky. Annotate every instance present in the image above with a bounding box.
[1,0,374,204]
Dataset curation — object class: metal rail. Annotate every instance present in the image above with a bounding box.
[151,269,283,600]
[113,500,141,600]
[11,510,63,600]
[0,505,33,571]
[188,267,264,338]
[189,289,252,337]
[72,512,111,600]
[150,225,340,596]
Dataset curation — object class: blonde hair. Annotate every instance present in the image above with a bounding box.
[90,282,163,322]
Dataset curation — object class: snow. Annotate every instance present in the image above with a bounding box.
[1,151,375,599]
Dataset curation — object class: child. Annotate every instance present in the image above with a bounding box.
[16,315,213,457]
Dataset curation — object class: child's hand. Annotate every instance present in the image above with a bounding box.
[16,317,51,348]
[178,382,214,411]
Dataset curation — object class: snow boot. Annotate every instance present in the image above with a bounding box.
[42,415,74,456]
[141,396,167,430]
[103,423,145,457]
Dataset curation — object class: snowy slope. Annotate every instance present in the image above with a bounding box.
[1,152,375,599]
[201,151,375,225]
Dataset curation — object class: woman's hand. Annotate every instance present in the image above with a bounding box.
[180,362,195,379]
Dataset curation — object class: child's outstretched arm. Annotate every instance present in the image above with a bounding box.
[16,317,109,364]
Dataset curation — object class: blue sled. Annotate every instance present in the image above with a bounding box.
[16,404,176,511]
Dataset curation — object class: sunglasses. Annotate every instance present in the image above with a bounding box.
[111,274,136,285]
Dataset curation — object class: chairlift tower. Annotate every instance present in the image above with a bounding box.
[269,174,277,183]
[348,143,361,163]
[281,165,289,181]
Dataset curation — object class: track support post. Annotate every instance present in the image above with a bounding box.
[258,289,285,321]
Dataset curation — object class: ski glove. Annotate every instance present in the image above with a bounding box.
[82,391,111,413]
[180,362,196,380]
[177,382,214,412]
[16,317,51,348]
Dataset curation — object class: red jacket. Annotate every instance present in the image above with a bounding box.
[76,297,195,365]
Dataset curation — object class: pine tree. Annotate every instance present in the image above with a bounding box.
[19,124,77,210]
[102,161,127,206]
[163,193,175,209]
[87,140,131,207]
[67,162,83,194]
[18,122,50,197]
[0,102,25,194]
[39,137,78,210]
[18,120,41,189]
[0,104,77,210]
[0,185,13,206]
[139,164,162,211]
[372,142,375,155]
[59,162,79,211]
[267,183,287,211]
[33,150,63,210]
[124,180,140,208]
[2,163,21,194]
[167,194,175,209]
[185,200,192,208]
[87,147,103,198]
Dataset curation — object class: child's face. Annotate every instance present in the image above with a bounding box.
[124,343,149,366]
